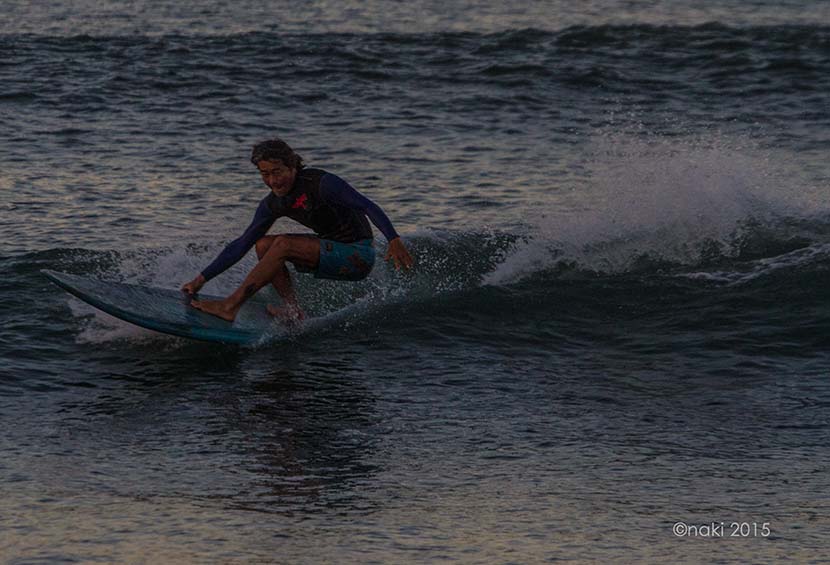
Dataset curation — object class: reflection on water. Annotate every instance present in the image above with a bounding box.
[2,317,830,561]
[0,346,387,559]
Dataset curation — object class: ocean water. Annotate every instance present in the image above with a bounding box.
[2,1,830,562]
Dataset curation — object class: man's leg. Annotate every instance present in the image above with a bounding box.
[255,235,299,305]
[191,235,320,322]
[255,235,320,321]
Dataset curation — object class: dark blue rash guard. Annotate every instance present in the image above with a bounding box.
[201,172,399,281]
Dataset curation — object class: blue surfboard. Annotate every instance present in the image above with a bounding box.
[43,270,275,345]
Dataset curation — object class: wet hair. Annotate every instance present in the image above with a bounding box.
[250,138,304,170]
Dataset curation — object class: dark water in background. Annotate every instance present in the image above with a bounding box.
[3,1,830,562]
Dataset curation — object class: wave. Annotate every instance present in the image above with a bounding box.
[5,24,830,64]
[4,0,830,36]
[6,23,830,43]
[7,208,830,349]
[4,24,828,126]
[5,125,830,348]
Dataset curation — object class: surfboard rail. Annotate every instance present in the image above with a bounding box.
[43,270,272,345]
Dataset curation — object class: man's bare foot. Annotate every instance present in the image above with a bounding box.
[266,304,305,323]
[191,299,239,322]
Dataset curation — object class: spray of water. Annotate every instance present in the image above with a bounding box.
[485,129,814,285]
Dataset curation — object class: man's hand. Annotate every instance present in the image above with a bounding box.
[181,274,206,295]
[385,237,414,271]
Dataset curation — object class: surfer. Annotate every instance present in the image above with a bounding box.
[181,138,413,322]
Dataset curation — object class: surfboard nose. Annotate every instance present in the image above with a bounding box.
[42,269,273,345]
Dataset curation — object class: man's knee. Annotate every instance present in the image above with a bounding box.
[254,237,269,259]
[256,235,292,259]
[255,235,277,258]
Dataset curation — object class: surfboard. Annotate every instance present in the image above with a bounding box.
[43,270,275,345]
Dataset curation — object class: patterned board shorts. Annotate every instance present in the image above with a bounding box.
[297,238,375,281]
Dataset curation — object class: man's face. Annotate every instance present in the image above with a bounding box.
[257,159,297,196]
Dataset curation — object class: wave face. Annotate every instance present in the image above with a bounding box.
[5,212,830,357]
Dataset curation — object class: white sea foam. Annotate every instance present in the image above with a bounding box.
[484,129,817,285]
[681,241,830,286]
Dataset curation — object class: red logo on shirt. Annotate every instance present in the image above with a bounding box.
[292,194,310,210]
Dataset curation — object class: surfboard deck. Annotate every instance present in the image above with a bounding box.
[43,270,275,345]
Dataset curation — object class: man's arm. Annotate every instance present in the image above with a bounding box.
[199,197,277,282]
[320,173,413,270]
[320,173,399,241]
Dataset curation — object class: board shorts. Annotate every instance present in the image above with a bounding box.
[297,238,375,281]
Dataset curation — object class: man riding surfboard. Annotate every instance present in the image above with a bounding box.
[182,138,413,322]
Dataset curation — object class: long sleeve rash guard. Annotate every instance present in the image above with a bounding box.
[200,173,399,282]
